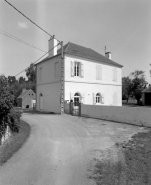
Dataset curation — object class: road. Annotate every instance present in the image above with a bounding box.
[0,113,145,185]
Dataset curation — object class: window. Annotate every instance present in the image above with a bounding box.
[93,93,104,104]
[96,93,101,103]
[112,68,117,82]
[96,64,102,80]
[74,62,80,76]
[74,93,80,106]
[71,61,84,77]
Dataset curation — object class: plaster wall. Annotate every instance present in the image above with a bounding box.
[36,56,62,86]
[36,56,62,113]
[36,83,61,113]
[81,105,151,127]
[64,82,122,106]
[64,54,122,85]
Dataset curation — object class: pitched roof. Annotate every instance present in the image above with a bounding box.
[63,42,123,67]
[142,86,151,93]
[17,89,34,99]
[37,42,123,67]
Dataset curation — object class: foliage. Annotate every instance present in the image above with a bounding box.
[5,64,36,106]
[7,108,22,133]
[122,77,133,102]
[130,70,147,104]
[25,63,36,82]
[18,76,26,84]
[0,75,22,141]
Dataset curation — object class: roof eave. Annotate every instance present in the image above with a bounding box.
[64,52,123,68]
[35,53,61,66]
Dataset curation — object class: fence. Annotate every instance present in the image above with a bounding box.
[64,102,151,128]
[81,104,151,127]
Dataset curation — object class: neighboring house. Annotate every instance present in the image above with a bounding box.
[35,38,123,113]
[17,89,36,108]
[142,86,151,106]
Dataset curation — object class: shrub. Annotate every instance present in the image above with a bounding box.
[7,109,22,133]
[0,75,22,142]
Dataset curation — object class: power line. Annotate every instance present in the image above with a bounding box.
[4,0,61,43]
[0,30,47,53]
[15,42,61,77]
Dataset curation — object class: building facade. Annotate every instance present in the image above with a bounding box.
[36,38,123,113]
[17,89,36,108]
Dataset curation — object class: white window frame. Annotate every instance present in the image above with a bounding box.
[74,62,80,77]
[93,93,104,104]
[74,93,81,106]
[71,61,84,78]
[96,93,101,104]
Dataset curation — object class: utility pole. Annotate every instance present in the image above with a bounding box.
[61,41,64,114]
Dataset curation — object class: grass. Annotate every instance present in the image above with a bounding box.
[89,129,151,185]
[0,120,31,166]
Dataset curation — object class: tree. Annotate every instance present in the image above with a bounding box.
[25,63,36,92]
[25,63,36,82]
[122,77,133,102]
[7,76,17,86]
[18,76,26,84]
[0,75,21,142]
[130,70,148,104]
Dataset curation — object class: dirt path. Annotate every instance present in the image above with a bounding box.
[0,113,148,185]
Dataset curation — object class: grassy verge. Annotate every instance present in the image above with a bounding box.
[89,129,151,185]
[0,120,31,166]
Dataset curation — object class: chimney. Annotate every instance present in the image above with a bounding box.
[105,52,111,60]
[48,36,58,58]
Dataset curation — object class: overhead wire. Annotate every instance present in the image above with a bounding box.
[4,0,61,43]
[0,30,47,53]
[15,42,61,77]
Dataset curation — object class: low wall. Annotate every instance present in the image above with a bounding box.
[81,104,151,127]
[0,126,11,145]
[64,102,70,114]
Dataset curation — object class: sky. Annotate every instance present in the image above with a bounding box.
[0,0,151,83]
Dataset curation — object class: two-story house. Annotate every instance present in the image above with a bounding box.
[35,37,123,113]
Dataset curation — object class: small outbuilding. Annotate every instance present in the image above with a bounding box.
[142,86,151,106]
[17,89,36,108]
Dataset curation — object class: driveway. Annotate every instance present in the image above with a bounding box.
[0,113,147,185]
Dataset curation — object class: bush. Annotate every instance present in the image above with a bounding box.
[7,109,22,133]
[0,75,22,142]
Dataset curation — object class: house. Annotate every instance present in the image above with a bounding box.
[35,37,123,113]
[142,85,151,106]
[17,89,36,108]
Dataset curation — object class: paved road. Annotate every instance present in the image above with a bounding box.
[0,113,144,185]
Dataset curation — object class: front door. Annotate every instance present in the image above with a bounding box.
[70,93,81,116]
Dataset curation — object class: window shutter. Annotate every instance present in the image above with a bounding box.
[81,63,84,78]
[99,65,102,80]
[102,94,104,104]
[81,93,85,104]
[71,61,74,77]
[70,92,74,101]
[93,93,96,104]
